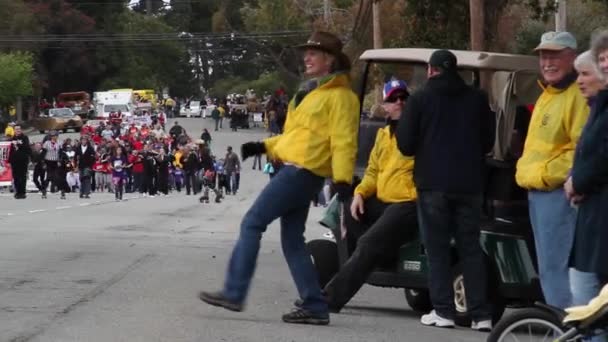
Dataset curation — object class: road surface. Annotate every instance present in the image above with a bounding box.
[0,118,489,342]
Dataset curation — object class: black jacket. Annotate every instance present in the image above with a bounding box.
[169,125,185,137]
[570,89,608,276]
[396,71,494,194]
[75,144,96,169]
[181,151,200,173]
[31,149,47,169]
[8,134,31,167]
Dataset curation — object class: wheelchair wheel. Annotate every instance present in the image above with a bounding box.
[487,307,565,342]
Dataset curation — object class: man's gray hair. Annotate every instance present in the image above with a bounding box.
[591,30,608,61]
[574,50,605,81]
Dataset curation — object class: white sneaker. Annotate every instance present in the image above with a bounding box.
[420,310,455,328]
[471,320,492,332]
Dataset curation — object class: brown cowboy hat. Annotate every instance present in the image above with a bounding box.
[296,31,351,71]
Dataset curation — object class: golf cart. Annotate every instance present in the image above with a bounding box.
[307,48,544,325]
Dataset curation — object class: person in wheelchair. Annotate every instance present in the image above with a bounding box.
[322,79,419,313]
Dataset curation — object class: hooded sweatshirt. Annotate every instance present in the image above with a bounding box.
[396,71,494,194]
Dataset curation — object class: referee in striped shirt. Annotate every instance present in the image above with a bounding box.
[42,131,61,198]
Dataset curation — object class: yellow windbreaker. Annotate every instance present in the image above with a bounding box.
[355,126,417,203]
[173,150,184,168]
[264,74,359,183]
[515,81,590,190]
[4,126,14,138]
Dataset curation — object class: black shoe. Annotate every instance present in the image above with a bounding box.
[198,291,243,312]
[282,308,329,325]
[80,194,84,199]
[84,194,90,199]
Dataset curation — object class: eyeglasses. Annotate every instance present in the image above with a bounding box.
[385,95,408,103]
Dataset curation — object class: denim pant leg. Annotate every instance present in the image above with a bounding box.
[417,191,455,319]
[80,170,91,195]
[222,166,324,308]
[570,269,608,342]
[528,189,575,309]
[280,197,328,314]
[570,268,602,306]
[453,194,490,321]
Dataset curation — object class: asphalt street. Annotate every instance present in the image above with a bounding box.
[0,118,489,342]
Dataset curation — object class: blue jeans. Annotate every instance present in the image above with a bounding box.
[528,189,576,309]
[570,269,608,342]
[222,165,327,314]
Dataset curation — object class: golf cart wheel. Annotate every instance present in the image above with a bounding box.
[486,308,565,342]
[306,239,339,288]
[62,128,68,133]
[75,127,81,133]
[452,262,506,327]
[39,130,45,134]
[404,288,432,313]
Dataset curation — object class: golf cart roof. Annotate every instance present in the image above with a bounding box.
[359,48,538,72]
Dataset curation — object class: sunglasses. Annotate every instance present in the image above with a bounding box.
[385,95,408,103]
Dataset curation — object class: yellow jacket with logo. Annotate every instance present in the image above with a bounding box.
[4,126,14,137]
[355,125,417,203]
[516,80,590,190]
[264,74,359,183]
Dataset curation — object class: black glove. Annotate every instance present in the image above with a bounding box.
[334,182,352,202]
[241,142,266,161]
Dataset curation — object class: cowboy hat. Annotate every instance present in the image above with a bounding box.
[296,31,351,71]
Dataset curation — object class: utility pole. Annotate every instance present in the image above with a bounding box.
[555,0,567,31]
[145,0,153,16]
[372,0,384,115]
[324,0,331,24]
[469,0,485,50]
[372,0,382,50]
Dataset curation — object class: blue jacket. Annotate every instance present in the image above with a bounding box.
[570,88,608,276]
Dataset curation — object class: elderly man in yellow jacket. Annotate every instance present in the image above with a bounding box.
[199,32,359,325]
[516,31,590,309]
[315,79,418,313]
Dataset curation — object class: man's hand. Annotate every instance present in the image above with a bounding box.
[241,142,266,161]
[350,193,365,221]
[334,182,352,203]
[564,176,577,200]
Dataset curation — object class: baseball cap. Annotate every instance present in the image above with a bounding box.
[534,31,577,52]
[383,79,409,101]
[429,49,458,72]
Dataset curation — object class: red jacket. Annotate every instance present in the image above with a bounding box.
[129,154,144,173]
[92,159,108,173]
[133,141,144,151]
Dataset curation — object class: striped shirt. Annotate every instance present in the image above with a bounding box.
[43,140,60,161]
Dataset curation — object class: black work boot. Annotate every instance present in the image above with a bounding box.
[198,291,243,312]
[282,308,329,325]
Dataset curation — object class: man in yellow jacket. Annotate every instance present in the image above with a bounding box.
[318,79,418,313]
[516,31,590,309]
[199,32,359,325]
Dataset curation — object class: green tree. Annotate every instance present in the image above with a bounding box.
[97,11,185,91]
[0,0,41,41]
[0,52,34,109]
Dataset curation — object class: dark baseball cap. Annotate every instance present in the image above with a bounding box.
[429,49,458,71]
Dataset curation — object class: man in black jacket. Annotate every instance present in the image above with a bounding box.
[75,135,96,198]
[8,125,31,199]
[395,50,494,331]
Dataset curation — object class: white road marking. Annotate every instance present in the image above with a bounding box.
[28,209,47,213]
[56,206,71,210]
[79,203,90,207]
